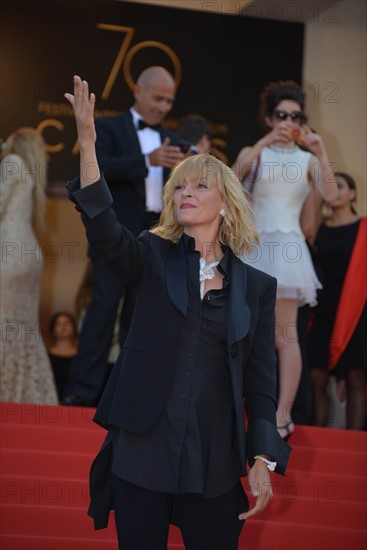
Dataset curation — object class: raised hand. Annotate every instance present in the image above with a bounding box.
[65,76,100,187]
[301,125,327,158]
[264,122,293,146]
[65,75,97,150]
[300,124,338,201]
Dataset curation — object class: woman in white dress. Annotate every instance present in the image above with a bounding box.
[0,128,58,404]
[233,81,337,438]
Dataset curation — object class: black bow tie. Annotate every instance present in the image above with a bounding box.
[138,120,161,131]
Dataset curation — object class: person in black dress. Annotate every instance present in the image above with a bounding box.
[48,312,78,401]
[309,172,366,430]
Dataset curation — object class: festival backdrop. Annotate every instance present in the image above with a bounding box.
[1,0,304,192]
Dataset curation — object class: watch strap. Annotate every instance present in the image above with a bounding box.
[254,455,277,471]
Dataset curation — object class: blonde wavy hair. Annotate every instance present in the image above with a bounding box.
[151,154,258,255]
[1,127,48,230]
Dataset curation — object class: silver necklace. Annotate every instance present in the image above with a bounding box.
[199,257,219,299]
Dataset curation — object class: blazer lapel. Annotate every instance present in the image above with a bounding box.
[123,112,146,200]
[124,111,142,153]
[227,254,251,349]
[159,128,171,183]
[166,239,188,316]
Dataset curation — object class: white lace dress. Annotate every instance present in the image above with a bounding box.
[241,145,321,306]
[0,154,58,403]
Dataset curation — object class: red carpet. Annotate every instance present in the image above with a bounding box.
[0,403,366,550]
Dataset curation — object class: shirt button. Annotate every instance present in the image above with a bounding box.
[185,371,190,376]
[188,352,193,357]
[181,394,187,399]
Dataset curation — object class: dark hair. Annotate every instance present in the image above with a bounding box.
[48,311,78,343]
[259,80,306,128]
[335,172,357,192]
[176,114,211,145]
[335,172,358,214]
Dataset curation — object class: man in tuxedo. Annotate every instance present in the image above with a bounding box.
[63,66,183,406]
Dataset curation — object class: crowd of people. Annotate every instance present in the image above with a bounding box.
[0,68,365,546]
[1,70,365,426]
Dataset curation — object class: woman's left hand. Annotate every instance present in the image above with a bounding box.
[300,125,327,158]
[238,460,273,520]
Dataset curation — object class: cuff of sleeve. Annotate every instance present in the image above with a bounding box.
[145,154,151,168]
[247,418,291,475]
[66,175,113,219]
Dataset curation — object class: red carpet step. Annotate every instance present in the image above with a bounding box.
[0,403,366,550]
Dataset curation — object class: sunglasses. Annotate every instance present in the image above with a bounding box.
[273,110,306,122]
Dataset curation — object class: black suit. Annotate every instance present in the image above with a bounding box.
[64,111,179,405]
[67,176,291,533]
[95,111,179,233]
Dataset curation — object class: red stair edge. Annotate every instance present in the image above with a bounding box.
[1,403,366,449]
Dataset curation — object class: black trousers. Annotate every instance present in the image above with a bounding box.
[113,477,247,550]
[64,256,124,405]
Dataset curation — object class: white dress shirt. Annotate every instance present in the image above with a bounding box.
[130,108,163,213]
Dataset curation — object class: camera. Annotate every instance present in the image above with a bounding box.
[287,126,306,143]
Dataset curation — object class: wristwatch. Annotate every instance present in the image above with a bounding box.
[254,455,277,471]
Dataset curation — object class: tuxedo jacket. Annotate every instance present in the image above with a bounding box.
[67,176,291,528]
[95,111,180,236]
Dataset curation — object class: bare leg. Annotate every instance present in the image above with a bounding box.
[310,369,329,426]
[275,299,301,438]
[346,369,367,430]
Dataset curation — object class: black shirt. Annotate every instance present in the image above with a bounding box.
[112,234,242,497]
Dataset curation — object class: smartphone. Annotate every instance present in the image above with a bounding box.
[178,140,193,154]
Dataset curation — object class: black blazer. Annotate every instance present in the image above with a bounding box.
[95,111,180,235]
[67,176,291,528]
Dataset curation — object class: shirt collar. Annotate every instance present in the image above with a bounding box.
[130,107,143,131]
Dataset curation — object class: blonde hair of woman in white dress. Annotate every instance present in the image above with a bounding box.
[0,127,58,404]
[233,81,338,439]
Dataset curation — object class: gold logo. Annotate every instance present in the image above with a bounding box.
[97,24,182,98]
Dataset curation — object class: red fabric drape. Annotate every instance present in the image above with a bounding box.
[328,217,367,370]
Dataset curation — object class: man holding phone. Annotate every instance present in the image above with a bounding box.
[63,66,183,407]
